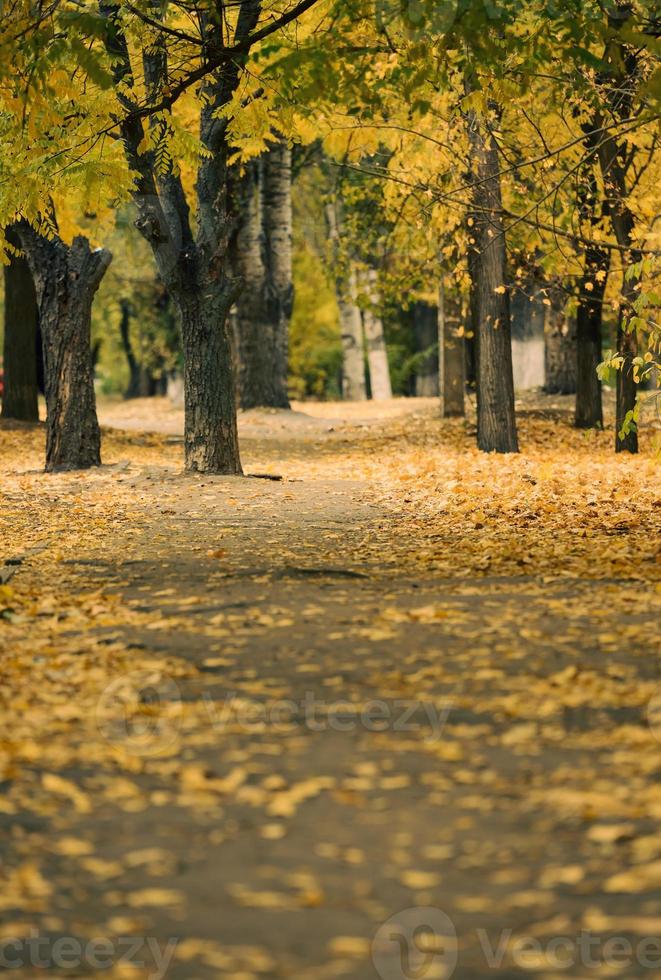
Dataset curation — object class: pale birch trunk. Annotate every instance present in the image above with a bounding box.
[338,267,366,401]
[326,201,366,401]
[360,267,392,401]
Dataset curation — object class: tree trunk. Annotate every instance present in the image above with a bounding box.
[338,268,366,401]
[102,0,246,474]
[1,225,39,421]
[412,300,439,397]
[544,287,576,394]
[17,225,110,472]
[614,290,638,453]
[360,268,392,401]
[595,6,640,453]
[262,139,292,408]
[510,280,545,390]
[177,286,241,473]
[575,245,608,428]
[119,298,142,399]
[438,281,464,416]
[326,201,366,402]
[232,157,269,408]
[465,102,518,453]
[232,141,292,409]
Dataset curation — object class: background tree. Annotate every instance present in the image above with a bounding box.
[2,226,39,422]
[101,0,321,473]
[17,223,111,472]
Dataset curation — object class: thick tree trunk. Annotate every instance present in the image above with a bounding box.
[2,226,39,421]
[17,226,110,472]
[338,268,366,401]
[438,281,464,417]
[411,301,439,397]
[177,287,241,473]
[544,287,576,394]
[262,139,292,408]
[575,245,608,428]
[360,268,392,401]
[102,0,246,474]
[465,104,518,453]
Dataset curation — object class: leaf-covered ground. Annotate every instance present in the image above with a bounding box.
[1,395,660,979]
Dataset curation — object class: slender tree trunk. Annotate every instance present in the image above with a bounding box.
[360,267,392,401]
[595,5,640,453]
[338,268,366,401]
[544,286,576,394]
[510,279,545,390]
[575,244,608,428]
[1,226,39,421]
[232,157,269,408]
[119,298,142,399]
[411,301,439,397]
[262,139,292,408]
[16,225,110,472]
[465,102,518,452]
[233,142,292,409]
[326,201,366,401]
[438,280,464,417]
[464,289,477,393]
[614,285,638,453]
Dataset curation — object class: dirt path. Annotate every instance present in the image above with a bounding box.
[1,397,660,980]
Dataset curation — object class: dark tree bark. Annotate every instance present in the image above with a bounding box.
[2,225,39,422]
[574,156,608,428]
[465,99,518,453]
[575,244,608,428]
[411,300,439,397]
[16,225,110,472]
[119,298,143,399]
[544,286,576,395]
[262,139,293,407]
[232,140,292,409]
[438,282,464,416]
